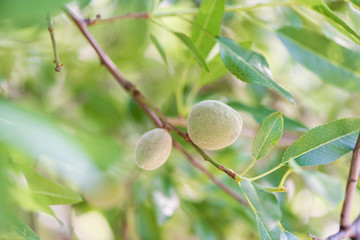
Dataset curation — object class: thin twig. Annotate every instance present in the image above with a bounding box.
[86,12,149,26]
[64,6,244,203]
[47,14,63,72]
[85,1,296,26]
[173,141,247,205]
[340,132,360,230]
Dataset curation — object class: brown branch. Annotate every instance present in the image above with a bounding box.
[64,6,244,204]
[324,215,360,240]
[317,132,360,240]
[340,132,360,230]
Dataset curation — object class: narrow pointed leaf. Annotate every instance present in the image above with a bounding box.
[150,34,168,65]
[283,231,299,240]
[298,0,360,44]
[192,0,225,58]
[253,112,284,160]
[240,180,281,240]
[241,179,281,223]
[3,214,40,240]
[277,27,360,93]
[282,118,360,166]
[25,170,82,205]
[256,215,273,240]
[217,37,295,104]
[173,32,209,71]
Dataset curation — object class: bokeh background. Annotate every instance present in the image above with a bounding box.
[1,0,360,239]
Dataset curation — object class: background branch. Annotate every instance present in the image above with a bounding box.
[84,1,296,26]
[47,14,62,72]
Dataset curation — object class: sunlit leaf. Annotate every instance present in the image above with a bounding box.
[253,112,284,160]
[173,32,209,71]
[192,0,225,58]
[298,0,360,44]
[217,37,295,104]
[282,118,360,166]
[1,214,39,240]
[278,27,360,93]
[24,170,82,205]
[11,185,55,217]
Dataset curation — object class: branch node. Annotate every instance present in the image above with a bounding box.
[184,133,191,142]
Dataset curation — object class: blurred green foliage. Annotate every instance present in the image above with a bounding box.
[1,0,360,239]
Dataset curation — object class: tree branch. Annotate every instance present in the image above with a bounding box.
[324,215,360,240]
[317,132,360,240]
[64,7,245,204]
[340,132,360,230]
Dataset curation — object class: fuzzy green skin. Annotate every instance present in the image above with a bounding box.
[135,128,172,170]
[187,100,243,150]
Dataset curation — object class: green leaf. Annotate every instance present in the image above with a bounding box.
[136,204,161,240]
[192,0,225,58]
[256,215,273,240]
[283,231,299,240]
[241,179,281,224]
[2,214,40,240]
[282,118,360,166]
[24,170,83,205]
[11,185,55,217]
[150,34,168,65]
[217,37,295,104]
[253,112,284,160]
[173,32,209,71]
[277,27,360,93]
[227,102,307,132]
[298,0,360,44]
[299,169,344,206]
[0,0,69,27]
